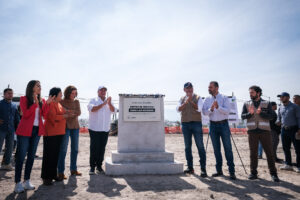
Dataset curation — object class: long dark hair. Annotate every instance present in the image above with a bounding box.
[26,80,43,108]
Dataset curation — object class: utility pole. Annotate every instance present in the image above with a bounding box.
[262,95,270,102]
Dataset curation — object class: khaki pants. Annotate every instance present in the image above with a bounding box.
[248,131,277,175]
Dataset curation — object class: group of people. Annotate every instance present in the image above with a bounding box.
[177,81,300,183]
[0,80,116,194]
[0,80,299,194]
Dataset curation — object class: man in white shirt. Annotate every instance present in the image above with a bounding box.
[177,82,207,177]
[202,81,236,180]
[87,86,116,175]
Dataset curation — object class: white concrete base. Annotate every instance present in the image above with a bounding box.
[111,150,175,163]
[107,95,183,175]
[105,151,183,175]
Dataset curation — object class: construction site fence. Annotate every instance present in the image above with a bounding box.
[79,127,248,135]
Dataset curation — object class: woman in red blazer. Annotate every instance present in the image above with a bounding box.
[14,80,54,193]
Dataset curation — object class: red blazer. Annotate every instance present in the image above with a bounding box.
[16,96,50,137]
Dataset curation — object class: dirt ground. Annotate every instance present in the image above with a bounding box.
[0,134,300,200]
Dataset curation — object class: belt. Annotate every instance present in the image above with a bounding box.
[210,119,228,124]
[283,125,298,130]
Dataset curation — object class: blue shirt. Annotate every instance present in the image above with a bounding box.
[0,99,20,133]
[277,101,300,128]
[202,93,230,122]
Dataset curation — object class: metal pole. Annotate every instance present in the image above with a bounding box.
[231,134,248,175]
[205,129,210,152]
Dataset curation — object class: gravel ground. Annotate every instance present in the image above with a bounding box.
[0,134,300,200]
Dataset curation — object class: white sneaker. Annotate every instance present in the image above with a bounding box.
[280,164,293,171]
[14,182,25,193]
[23,180,35,190]
[1,164,13,171]
[294,168,300,173]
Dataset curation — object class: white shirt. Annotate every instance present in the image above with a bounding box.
[87,97,116,132]
[202,93,230,121]
[33,107,39,126]
[176,94,203,113]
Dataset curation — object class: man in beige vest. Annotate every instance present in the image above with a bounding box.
[177,82,207,177]
[241,85,279,182]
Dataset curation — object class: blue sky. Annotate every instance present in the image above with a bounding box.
[0,0,300,120]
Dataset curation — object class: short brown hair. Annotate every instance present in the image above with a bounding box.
[64,85,77,100]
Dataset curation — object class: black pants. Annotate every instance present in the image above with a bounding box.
[281,126,300,167]
[41,135,64,180]
[271,130,280,159]
[248,131,277,175]
[89,130,109,170]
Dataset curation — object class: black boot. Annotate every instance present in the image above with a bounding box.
[271,174,280,182]
[230,173,237,180]
[43,179,53,186]
[248,173,258,180]
[184,167,194,174]
[212,171,224,177]
[200,169,208,178]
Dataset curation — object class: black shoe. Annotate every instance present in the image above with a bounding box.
[258,155,263,159]
[271,174,280,182]
[54,175,64,182]
[230,173,236,180]
[248,174,258,180]
[212,172,223,177]
[184,168,194,174]
[275,158,283,163]
[96,167,105,174]
[200,170,208,178]
[89,168,95,175]
[43,179,53,186]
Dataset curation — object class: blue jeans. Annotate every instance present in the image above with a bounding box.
[209,121,235,174]
[0,130,14,165]
[181,122,206,170]
[58,128,79,173]
[281,127,300,167]
[15,126,40,183]
[258,142,263,157]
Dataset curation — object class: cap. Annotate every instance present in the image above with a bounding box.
[184,82,193,89]
[277,92,290,97]
[271,102,277,106]
[98,86,107,91]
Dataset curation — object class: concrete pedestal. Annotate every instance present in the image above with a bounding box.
[105,94,183,175]
[106,151,183,175]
